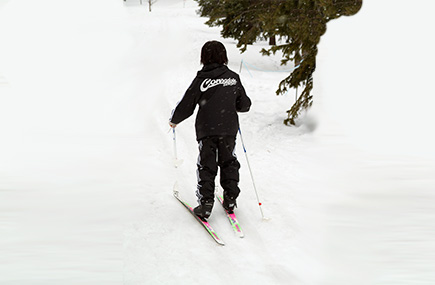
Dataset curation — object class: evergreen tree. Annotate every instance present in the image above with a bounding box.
[196,0,280,52]
[196,0,362,125]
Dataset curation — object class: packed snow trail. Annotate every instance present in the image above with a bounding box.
[121,4,312,284]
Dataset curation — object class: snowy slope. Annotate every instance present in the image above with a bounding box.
[0,0,434,284]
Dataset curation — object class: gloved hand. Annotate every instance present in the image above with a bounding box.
[169,121,177,128]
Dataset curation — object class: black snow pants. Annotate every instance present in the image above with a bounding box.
[196,136,240,204]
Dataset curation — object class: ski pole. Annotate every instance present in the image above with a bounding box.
[238,127,267,220]
[171,128,184,168]
[172,128,178,163]
[172,128,185,168]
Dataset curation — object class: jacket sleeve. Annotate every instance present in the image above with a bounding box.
[235,76,251,112]
[170,78,201,124]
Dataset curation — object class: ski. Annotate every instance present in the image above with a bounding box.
[173,190,225,246]
[216,194,244,238]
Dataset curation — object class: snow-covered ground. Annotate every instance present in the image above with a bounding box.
[0,0,434,284]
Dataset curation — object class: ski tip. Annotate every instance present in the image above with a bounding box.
[173,189,179,198]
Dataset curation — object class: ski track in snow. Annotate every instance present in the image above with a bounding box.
[1,0,434,284]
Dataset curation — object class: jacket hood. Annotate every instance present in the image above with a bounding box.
[197,63,228,79]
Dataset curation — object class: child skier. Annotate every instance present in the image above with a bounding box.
[169,40,251,220]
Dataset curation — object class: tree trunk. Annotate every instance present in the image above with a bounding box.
[269,35,276,46]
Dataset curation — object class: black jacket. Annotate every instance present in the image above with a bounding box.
[170,64,251,141]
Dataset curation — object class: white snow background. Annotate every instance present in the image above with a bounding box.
[0,0,434,284]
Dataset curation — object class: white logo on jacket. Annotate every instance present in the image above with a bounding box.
[200,78,237,92]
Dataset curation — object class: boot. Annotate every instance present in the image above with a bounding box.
[193,200,214,220]
[222,193,237,213]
